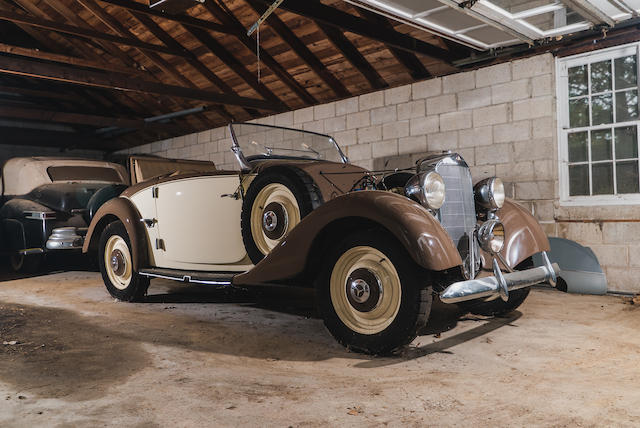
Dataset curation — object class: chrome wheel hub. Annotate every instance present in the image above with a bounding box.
[263,210,277,232]
[110,249,126,276]
[261,201,288,240]
[345,268,382,313]
[349,279,370,303]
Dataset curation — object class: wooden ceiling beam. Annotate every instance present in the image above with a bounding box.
[258,0,462,63]
[0,105,181,131]
[129,11,244,121]
[186,25,287,110]
[0,55,278,110]
[204,1,317,105]
[97,0,231,34]
[356,9,431,80]
[317,23,387,90]
[0,8,190,58]
[0,126,113,150]
[0,42,148,77]
[245,0,350,99]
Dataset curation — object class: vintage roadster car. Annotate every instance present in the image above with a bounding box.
[0,157,129,272]
[83,123,559,354]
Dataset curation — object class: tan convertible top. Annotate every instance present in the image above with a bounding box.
[1,157,128,196]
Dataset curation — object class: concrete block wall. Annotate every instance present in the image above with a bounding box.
[122,52,639,293]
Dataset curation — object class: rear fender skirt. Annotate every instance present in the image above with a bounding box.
[82,197,148,270]
[234,191,463,286]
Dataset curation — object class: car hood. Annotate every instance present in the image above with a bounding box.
[23,183,124,214]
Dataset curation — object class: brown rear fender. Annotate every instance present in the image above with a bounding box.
[234,191,463,286]
[497,199,551,268]
[82,197,148,271]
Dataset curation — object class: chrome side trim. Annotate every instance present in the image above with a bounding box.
[24,211,56,220]
[138,271,232,286]
[440,252,560,304]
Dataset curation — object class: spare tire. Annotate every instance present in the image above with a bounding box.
[241,171,316,264]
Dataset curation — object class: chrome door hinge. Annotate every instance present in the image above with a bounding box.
[155,238,165,250]
[152,186,159,198]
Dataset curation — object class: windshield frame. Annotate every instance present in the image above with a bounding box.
[228,122,349,170]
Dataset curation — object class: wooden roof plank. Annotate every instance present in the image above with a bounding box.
[245,0,350,99]
[204,1,317,105]
[0,55,278,110]
[317,22,387,90]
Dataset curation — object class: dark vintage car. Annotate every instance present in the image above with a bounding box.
[83,123,559,354]
[0,156,218,273]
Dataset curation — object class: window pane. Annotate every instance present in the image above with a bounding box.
[569,98,589,128]
[592,94,613,125]
[592,162,614,194]
[569,164,589,196]
[591,129,612,161]
[615,126,638,159]
[616,161,639,193]
[615,90,639,122]
[591,60,612,93]
[569,65,588,97]
[614,55,637,90]
[568,131,588,162]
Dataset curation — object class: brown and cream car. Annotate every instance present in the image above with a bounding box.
[83,123,559,354]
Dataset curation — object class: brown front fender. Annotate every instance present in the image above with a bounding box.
[497,199,550,268]
[82,197,148,271]
[234,191,462,286]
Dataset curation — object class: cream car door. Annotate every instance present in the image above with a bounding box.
[154,175,246,266]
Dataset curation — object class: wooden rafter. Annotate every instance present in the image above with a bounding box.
[259,0,463,63]
[356,9,431,80]
[245,0,350,99]
[185,25,287,110]
[0,8,190,58]
[0,55,278,110]
[204,1,317,105]
[97,0,230,34]
[317,22,387,90]
[0,42,148,76]
[0,105,181,131]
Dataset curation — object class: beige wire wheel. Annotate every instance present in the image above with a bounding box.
[250,183,301,256]
[329,246,402,335]
[103,234,133,291]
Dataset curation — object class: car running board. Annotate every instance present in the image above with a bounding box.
[138,268,234,286]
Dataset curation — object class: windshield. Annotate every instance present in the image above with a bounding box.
[229,123,347,167]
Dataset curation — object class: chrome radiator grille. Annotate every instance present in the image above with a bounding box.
[435,162,477,259]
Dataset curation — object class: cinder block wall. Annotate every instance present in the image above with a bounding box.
[122,52,639,293]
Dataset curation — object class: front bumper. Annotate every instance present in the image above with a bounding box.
[45,227,87,250]
[440,252,559,304]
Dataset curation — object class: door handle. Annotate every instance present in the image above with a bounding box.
[141,218,157,228]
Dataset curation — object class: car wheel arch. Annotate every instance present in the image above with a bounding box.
[83,198,149,271]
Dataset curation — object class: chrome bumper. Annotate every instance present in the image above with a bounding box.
[440,252,559,304]
[45,227,87,250]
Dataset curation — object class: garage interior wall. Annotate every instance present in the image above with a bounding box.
[120,52,639,294]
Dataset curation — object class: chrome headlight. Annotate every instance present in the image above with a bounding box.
[478,219,505,253]
[405,171,445,210]
[474,177,505,210]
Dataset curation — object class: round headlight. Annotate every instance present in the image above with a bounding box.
[404,171,446,210]
[423,171,445,210]
[474,177,505,210]
[478,219,505,254]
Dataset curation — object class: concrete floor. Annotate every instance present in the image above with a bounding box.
[0,266,639,427]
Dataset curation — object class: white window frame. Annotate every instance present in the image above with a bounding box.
[556,42,640,206]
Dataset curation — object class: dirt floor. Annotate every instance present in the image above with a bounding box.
[0,263,639,427]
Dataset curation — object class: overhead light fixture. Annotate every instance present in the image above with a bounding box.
[148,0,204,14]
